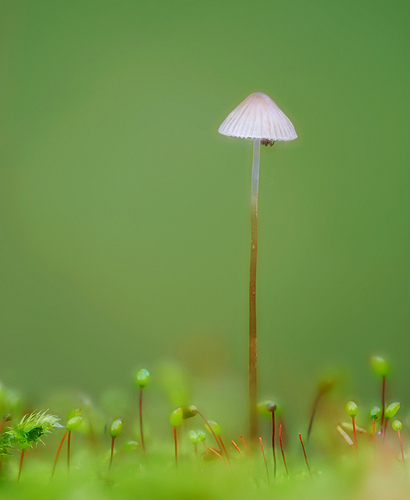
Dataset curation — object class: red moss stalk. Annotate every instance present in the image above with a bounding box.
[18,450,25,482]
[279,424,288,474]
[352,417,358,449]
[298,433,311,476]
[52,430,68,478]
[259,437,269,482]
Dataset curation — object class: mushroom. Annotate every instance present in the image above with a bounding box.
[218,92,297,442]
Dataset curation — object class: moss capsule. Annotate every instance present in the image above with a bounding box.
[110,418,123,438]
[346,401,358,418]
[385,402,400,420]
[135,368,151,388]
[182,405,198,419]
[204,420,221,436]
[197,430,206,442]
[392,420,402,431]
[189,430,199,445]
[370,406,381,420]
[169,407,183,427]
[370,356,389,378]
[66,416,83,431]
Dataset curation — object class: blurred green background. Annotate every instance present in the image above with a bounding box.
[1,0,408,423]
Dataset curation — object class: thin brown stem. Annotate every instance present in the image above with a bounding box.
[352,417,357,449]
[139,387,145,452]
[383,419,388,442]
[194,444,198,457]
[240,435,251,458]
[209,448,223,460]
[279,424,288,474]
[109,437,115,469]
[52,430,68,478]
[174,427,178,467]
[372,420,376,443]
[18,450,25,482]
[195,411,224,459]
[298,433,311,476]
[271,411,276,479]
[397,430,405,464]
[67,431,71,472]
[218,436,230,464]
[0,418,8,437]
[231,440,244,457]
[381,376,386,427]
[249,139,260,444]
[307,393,321,441]
[259,437,269,482]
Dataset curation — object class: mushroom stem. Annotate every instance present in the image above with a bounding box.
[249,138,260,443]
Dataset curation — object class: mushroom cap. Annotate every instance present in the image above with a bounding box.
[218,92,297,141]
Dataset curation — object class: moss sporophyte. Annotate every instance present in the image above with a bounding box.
[135,368,150,453]
[52,409,83,477]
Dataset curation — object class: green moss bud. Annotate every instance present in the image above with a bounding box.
[346,401,358,418]
[189,430,199,445]
[182,405,198,419]
[318,378,335,395]
[257,400,278,418]
[196,430,206,442]
[67,408,81,420]
[369,406,381,421]
[135,368,151,388]
[204,420,221,436]
[392,420,402,431]
[169,407,183,427]
[385,402,400,420]
[109,418,123,438]
[123,440,140,451]
[370,356,389,378]
[66,416,83,431]
[266,402,277,413]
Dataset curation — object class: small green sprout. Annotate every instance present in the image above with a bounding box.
[109,419,123,469]
[170,407,183,466]
[257,400,279,477]
[135,368,151,453]
[346,402,358,449]
[370,356,389,378]
[135,368,151,388]
[135,368,150,453]
[169,407,183,428]
[370,406,381,439]
[52,409,83,478]
[385,402,400,420]
[391,420,405,463]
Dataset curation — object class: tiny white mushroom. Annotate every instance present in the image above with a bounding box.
[218,92,297,442]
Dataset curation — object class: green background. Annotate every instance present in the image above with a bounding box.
[1,0,408,423]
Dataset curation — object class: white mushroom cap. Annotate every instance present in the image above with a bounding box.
[218,92,297,142]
